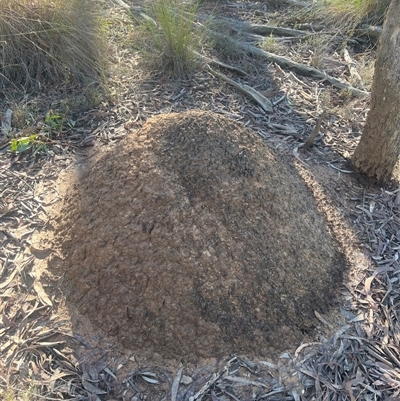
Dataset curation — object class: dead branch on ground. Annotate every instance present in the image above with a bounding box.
[192,50,247,76]
[207,66,273,113]
[211,18,308,38]
[216,35,370,97]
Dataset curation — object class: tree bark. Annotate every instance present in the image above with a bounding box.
[352,0,400,183]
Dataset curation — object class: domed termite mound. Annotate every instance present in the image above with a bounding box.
[58,110,346,359]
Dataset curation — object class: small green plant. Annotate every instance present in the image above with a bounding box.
[10,133,49,156]
[9,109,73,157]
[11,133,39,152]
[141,0,200,78]
[44,110,76,133]
[45,111,66,130]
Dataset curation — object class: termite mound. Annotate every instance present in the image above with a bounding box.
[57,110,346,360]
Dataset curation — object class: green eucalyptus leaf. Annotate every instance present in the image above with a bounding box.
[17,142,34,152]
[10,134,38,153]
[10,139,19,152]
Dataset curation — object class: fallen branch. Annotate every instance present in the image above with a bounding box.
[227,0,310,9]
[295,23,325,32]
[289,20,382,42]
[208,66,273,112]
[207,15,371,48]
[280,0,310,7]
[214,18,307,37]
[192,50,247,76]
[194,19,370,97]
[248,24,307,37]
[220,36,370,97]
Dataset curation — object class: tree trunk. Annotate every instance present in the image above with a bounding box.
[351,0,400,183]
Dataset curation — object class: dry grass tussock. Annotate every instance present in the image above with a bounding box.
[0,0,106,90]
[140,0,201,78]
[315,0,390,29]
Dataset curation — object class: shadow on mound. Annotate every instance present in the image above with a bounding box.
[58,110,347,360]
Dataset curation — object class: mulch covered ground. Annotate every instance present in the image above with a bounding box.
[1,0,399,400]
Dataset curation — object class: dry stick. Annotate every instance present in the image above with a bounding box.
[192,50,247,76]
[208,66,273,113]
[303,110,327,150]
[189,372,221,401]
[195,13,358,46]
[343,48,361,79]
[228,0,309,8]
[244,24,307,37]
[238,27,360,47]
[171,367,183,401]
[245,19,382,42]
[219,36,370,98]
[204,17,308,38]
[257,388,288,400]
[284,0,310,7]
[343,47,365,90]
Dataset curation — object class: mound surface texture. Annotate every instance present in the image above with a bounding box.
[59,110,345,359]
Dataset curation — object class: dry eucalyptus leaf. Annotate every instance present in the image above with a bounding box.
[171,367,183,401]
[181,375,193,385]
[140,372,160,384]
[82,373,106,395]
[33,280,53,307]
[30,245,53,259]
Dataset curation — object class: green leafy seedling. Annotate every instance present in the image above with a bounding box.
[10,133,49,156]
[45,110,75,132]
[10,134,38,153]
[45,111,66,130]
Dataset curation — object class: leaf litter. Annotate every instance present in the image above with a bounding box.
[0,1,399,401]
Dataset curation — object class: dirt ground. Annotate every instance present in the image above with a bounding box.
[1,1,400,401]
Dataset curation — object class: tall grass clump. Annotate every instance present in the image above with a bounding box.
[143,0,200,78]
[317,0,390,28]
[0,0,106,90]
